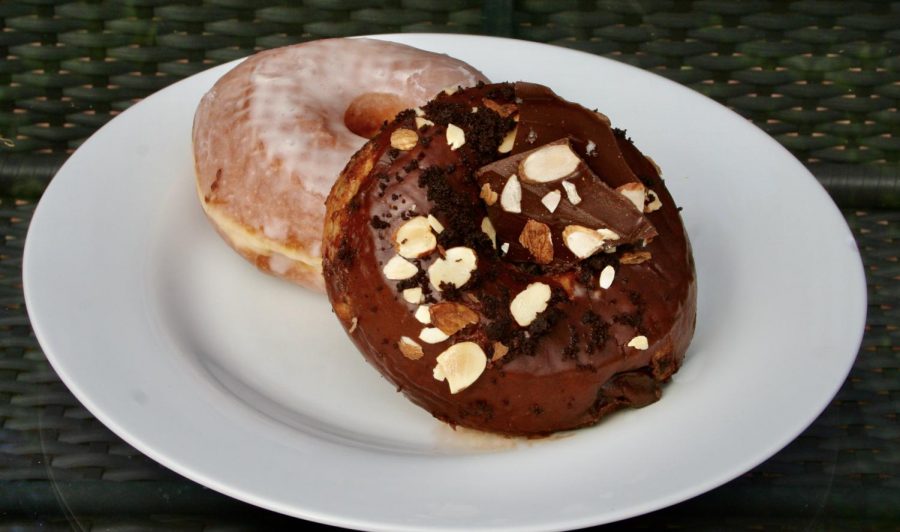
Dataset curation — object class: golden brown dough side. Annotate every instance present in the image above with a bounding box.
[197,183,325,289]
[323,82,696,436]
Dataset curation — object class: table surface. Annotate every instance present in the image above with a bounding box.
[0,0,898,529]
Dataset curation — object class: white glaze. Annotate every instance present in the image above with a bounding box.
[193,38,487,289]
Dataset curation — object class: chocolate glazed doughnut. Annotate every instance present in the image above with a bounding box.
[323,82,696,436]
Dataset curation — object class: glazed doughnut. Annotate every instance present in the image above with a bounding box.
[192,38,488,290]
[322,82,696,436]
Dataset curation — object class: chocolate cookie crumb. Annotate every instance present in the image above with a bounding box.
[370,215,390,230]
[485,83,515,102]
[395,109,415,122]
[581,310,609,354]
[563,325,579,359]
[403,159,419,173]
[336,238,354,266]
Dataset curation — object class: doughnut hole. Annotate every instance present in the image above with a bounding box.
[344,92,408,139]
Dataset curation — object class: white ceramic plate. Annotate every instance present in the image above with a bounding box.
[23,34,865,531]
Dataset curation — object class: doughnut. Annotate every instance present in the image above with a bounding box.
[192,38,488,290]
[322,82,696,436]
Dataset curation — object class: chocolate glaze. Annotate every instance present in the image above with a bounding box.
[322,82,696,436]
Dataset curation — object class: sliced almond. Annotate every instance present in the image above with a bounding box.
[627,335,649,350]
[383,255,418,280]
[500,242,510,254]
[481,217,497,248]
[413,107,425,117]
[446,123,465,151]
[479,183,499,206]
[414,305,432,324]
[500,174,522,213]
[518,220,553,264]
[420,327,450,344]
[430,302,479,336]
[510,282,552,327]
[616,182,646,212]
[561,180,582,205]
[415,116,435,129]
[541,190,562,213]
[620,250,652,264]
[598,265,615,289]
[443,85,459,96]
[519,143,581,183]
[555,273,576,297]
[562,226,605,259]
[433,342,487,394]
[390,128,418,151]
[427,246,477,291]
[402,287,424,304]
[399,336,424,360]
[394,216,437,259]
[427,214,444,234]
[645,189,662,212]
[497,126,517,154]
[598,228,620,242]
[491,342,509,361]
[483,99,517,117]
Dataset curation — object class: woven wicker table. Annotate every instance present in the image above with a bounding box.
[1,1,897,530]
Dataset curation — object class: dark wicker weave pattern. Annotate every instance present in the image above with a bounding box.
[511,0,900,167]
[0,1,897,167]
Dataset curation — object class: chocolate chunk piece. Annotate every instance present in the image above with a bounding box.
[513,82,644,189]
[476,139,657,270]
